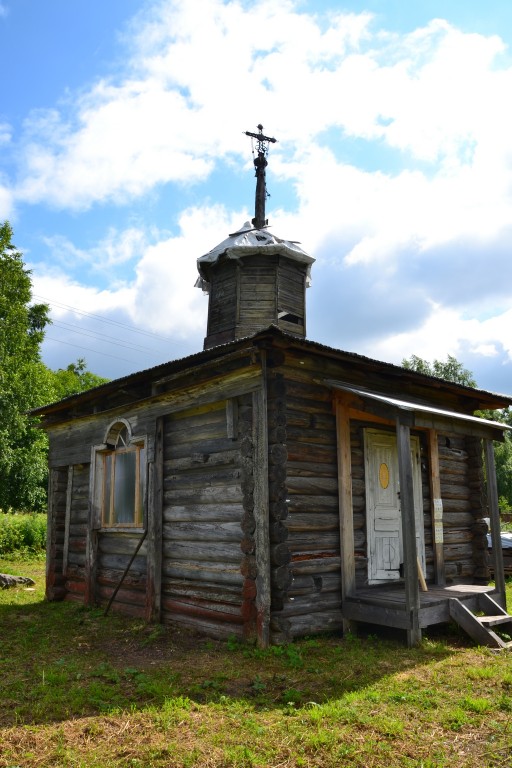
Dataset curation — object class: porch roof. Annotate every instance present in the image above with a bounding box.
[325,380,511,439]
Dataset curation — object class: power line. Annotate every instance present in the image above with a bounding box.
[33,294,193,349]
[44,335,157,366]
[51,320,162,357]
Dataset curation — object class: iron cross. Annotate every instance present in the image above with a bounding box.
[244,124,277,229]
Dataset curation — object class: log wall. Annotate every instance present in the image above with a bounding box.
[64,463,89,602]
[267,372,343,643]
[437,434,488,583]
[161,396,256,639]
[46,466,68,600]
[94,532,148,617]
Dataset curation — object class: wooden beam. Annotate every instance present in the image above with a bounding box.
[146,417,164,622]
[85,453,99,607]
[253,359,271,648]
[396,417,421,646]
[226,399,238,440]
[335,396,356,634]
[62,465,73,578]
[427,429,445,586]
[484,439,506,609]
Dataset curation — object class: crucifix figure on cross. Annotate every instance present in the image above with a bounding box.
[244,124,277,229]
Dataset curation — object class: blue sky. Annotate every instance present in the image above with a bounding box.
[1,0,512,394]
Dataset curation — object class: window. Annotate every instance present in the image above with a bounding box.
[99,424,146,528]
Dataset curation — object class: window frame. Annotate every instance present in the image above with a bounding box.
[92,420,147,532]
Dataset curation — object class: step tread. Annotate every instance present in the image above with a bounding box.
[476,614,512,626]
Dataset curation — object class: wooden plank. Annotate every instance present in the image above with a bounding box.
[48,369,263,466]
[162,520,244,542]
[336,397,356,634]
[162,561,244,586]
[162,540,242,563]
[396,418,421,646]
[484,439,506,608]
[226,399,238,439]
[449,598,504,648]
[342,598,410,630]
[427,429,445,585]
[163,503,244,523]
[146,416,163,622]
[59,466,72,579]
[253,375,271,648]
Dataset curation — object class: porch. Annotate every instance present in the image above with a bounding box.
[330,381,511,648]
[342,583,512,649]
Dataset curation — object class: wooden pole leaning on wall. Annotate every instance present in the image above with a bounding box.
[417,557,428,592]
[104,529,148,617]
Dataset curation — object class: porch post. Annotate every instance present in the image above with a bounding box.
[396,416,421,646]
[484,439,506,608]
[336,396,356,634]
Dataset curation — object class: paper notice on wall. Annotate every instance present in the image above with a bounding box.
[434,523,444,543]
[433,498,443,519]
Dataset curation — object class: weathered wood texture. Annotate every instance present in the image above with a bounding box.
[45,353,261,466]
[267,374,343,643]
[94,531,148,614]
[46,467,68,600]
[203,255,306,349]
[161,397,256,639]
[437,435,488,583]
[63,463,90,601]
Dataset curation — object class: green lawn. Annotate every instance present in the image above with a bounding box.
[0,558,511,767]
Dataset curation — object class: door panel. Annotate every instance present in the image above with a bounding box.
[365,430,425,584]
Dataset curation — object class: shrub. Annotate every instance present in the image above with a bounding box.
[0,512,47,554]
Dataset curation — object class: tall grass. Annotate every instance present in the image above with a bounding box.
[0,512,46,555]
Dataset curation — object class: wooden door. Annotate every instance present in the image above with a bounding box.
[365,430,425,584]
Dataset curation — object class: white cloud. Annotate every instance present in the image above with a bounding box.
[43,226,149,273]
[12,1,375,209]
[7,0,512,389]
[32,205,248,341]
[372,302,512,369]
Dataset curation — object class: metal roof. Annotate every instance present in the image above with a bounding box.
[326,381,511,431]
[195,221,315,291]
[31,325,512,417]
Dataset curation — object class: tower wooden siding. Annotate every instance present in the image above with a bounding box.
[204,254,307,350]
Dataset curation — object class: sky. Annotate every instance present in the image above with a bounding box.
[1,0,512,395]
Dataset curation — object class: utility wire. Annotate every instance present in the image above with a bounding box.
[51,320,161,357]
[44,335,158,366]
[33,294,193,349]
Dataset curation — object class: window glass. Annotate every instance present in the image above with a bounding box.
[100,429,144,527]
[113,451,137,524]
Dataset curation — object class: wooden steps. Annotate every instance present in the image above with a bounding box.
[449,593,512,649]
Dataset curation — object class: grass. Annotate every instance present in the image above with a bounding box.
[0,559,511,767]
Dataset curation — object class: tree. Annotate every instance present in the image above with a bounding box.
[0,221,52,511]
[402,353,512,511]
[401,354,476,387]
[50,358,109,401]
